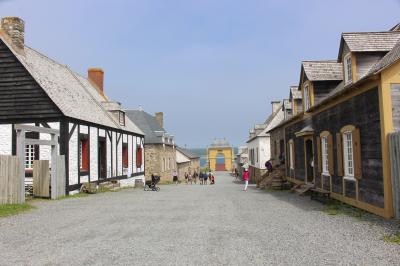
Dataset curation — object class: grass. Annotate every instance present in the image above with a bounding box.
[383,233,400,244]
[0,203,35,218]
[322,199,366,219]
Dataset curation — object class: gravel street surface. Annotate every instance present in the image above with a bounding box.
[0,172,400,266]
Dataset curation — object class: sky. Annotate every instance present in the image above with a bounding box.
[0,0,399,148]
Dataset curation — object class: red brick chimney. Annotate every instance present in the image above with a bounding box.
[88,68,104,94]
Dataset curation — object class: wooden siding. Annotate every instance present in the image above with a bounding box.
[313,81,342,105]
[0,40,62,122]
[356,52,385,80]
[285,87,384,208]
[391,83,400,131]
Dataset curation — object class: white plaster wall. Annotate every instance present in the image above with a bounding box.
[122,134,127,143]
[112,131,117,176]
[140,137,144,172]
[248,136,270,169]
[68,123,78,185]
[0,124,12,155]
[120,174,145,187]
[132,136,137,173]
[99,129,105,137]
[117,134,122,176]
[106,132,111,178]
[39,122,59,167]
[128,135,132,176]
[90,127,98,181]
[80,125,88,134]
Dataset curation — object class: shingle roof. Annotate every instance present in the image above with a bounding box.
[290,86,302,99]
[341,32,400,53]
[0,33,143,135]
[368,40,400,75]
[125,110,171,144]
[302,61,343,81]
[176,147,200,159]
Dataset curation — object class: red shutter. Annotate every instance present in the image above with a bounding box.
[122,145,128,168]
[81,139,89,171]
[136,147,143,168]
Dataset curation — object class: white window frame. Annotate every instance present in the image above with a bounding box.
[321,137,329,175]
[25,145,35,169]
[289,141,294,170]
[304,85,310,111]
[343,131,355,180]
[344,53,353,85]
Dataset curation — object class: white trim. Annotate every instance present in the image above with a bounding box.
[304,84,310,111]
[321,137,329,175]
[344,53,352,85]
[289,141,294,170]
[343,131,354,178]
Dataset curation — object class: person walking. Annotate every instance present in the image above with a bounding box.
[199,171,204,185]
[188,172,193,185]
[243,169,249,191]
[203,172,208,185]
[184,172,189,184]
[193,171,198,184]
[172,169,178,185]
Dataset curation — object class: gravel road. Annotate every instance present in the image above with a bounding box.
[0,172,399,266]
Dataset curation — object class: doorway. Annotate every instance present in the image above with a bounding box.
[304,138,314,183]
[215,153,226,171]
[98,137,107,180]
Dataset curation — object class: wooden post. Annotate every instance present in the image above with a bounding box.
[16,129,25,203]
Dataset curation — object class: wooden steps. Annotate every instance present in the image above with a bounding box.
[292,183,314,196]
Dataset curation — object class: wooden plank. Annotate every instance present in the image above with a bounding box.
[25,139,58,146]
[33,160,50,198]
[0,155,22,204]
[55,156,66,198]
[15,124,60,135]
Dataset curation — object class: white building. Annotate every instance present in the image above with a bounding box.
[0,17,145,194]
[246,101,284,182]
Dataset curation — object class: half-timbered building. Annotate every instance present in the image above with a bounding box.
[0,17,145,194]
[269,24,400,218]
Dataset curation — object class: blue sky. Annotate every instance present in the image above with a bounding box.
[1,0,399,148]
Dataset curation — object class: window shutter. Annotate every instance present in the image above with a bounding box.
[316,136,322,173]
[352,128,362,179]
[336,133,344,176]
[327,134,334,175]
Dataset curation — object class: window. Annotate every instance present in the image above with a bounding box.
[304,85,310,111]
[289,141,294,169]
[321,137,329,174]
[344,53,352,84]
[25,145,35,169]
[119,112,125,126]
[343,131,354,178]
[79,136,89,172]
[122,143,128,168]
[256,148,259,163]
[136,147,143,168]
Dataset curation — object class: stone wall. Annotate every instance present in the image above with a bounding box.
[144,144,177,181]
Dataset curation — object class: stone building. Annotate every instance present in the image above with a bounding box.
[125,110,177,181]
[176,147,200,180]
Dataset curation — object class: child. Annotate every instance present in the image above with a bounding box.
[242,169,249,191]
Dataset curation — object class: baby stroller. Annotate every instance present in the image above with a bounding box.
[144,174,161,192]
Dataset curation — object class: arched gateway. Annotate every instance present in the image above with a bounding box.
[207,139,234,172]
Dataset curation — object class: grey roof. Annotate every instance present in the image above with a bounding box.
[125,110,169,144]
[368,40,400,75]
[341,32,400,53]
[176,147,200,159]
[290,86,302,100]
[302,61,343,81]
[0,33,143,134]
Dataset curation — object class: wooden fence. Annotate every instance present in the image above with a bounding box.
[33,160,50,198]
[389,133,400,218]
[0,155,22,204]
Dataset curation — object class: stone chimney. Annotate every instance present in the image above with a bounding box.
[271,101,281,113]
[88,68,104,94]
[0,17,25,50]
[155,112,164,128]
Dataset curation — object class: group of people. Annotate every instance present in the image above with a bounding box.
[171,170,216,185]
